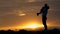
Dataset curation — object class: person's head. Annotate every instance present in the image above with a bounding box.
[44,3,48,7]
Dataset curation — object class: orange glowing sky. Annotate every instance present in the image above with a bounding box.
[0,0,60,30]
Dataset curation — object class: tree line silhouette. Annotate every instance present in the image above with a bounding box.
[0,29,60,34]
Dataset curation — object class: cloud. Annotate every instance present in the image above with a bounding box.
[18,13,26,16]
[14,9,26,16]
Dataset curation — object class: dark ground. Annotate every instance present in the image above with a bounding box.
[0,29,60,34]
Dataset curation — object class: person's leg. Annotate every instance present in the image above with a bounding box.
[44,23,47,30]
[42,16,47,30]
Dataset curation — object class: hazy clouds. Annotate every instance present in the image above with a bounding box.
[0,0,60,29]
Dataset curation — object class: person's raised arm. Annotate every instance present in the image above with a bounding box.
[37,9,42,16]
[37,7,43,16]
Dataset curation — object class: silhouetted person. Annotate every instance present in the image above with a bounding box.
[37,4,49,30]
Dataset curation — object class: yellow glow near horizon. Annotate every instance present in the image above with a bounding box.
[0,21,51,31]
[27,24,39,28]
[25,23,43,28]
[17,22,44,30]
[0,22,44,31]
[17,22,44,31]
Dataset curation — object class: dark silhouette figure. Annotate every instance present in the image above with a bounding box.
[37,4,49,30]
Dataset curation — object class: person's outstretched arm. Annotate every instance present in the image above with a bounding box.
[37,8,43,16]
[37,11,42,16]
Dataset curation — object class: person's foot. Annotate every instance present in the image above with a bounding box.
[44,29,48,31]
[44,28,48,31]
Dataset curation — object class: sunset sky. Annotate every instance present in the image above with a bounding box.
[0,0,60,30]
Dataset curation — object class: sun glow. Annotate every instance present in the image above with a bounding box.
[27,24,39,28]
[17,22,44,30]
[17,22,44,31]
[25,23,43,28]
